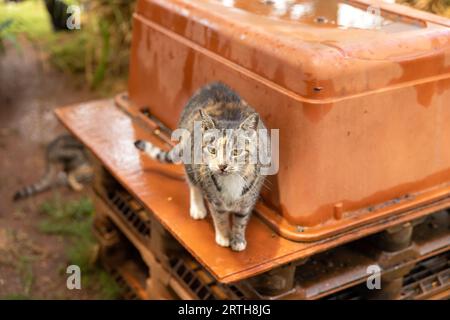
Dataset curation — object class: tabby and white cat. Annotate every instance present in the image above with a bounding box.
[13,134,93,201]
[135,83,266,251]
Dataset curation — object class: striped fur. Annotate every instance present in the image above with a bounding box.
[135,83,266,251]
[134,140,175,163]
[13,134,93,201]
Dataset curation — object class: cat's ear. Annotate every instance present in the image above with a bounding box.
[239,113,259,131]
[199,110,215,130]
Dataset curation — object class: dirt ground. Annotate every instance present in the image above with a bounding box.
[0,39,108,299]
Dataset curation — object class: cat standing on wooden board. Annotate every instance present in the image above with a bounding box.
[135,82,268,251]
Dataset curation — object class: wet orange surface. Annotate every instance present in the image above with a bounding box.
[128,0,450,238]
[55,0,450,283]
[55,99,450,283]
[133,0,450,101]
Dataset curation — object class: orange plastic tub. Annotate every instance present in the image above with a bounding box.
[127,0,450,241]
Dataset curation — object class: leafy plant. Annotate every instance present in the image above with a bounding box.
[0,0,135,92]
[49,0,136,91]
[0,19,16,53]
[0,0,53,40]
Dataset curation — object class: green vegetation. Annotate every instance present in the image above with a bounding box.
[0,19,16,53]
[48,0,136,92]
[39,195,93,236]
[39,195,122,299]
[0,0,53,40]
[1,294,33,300]
[18,256,35,296]
[0,0,135,93]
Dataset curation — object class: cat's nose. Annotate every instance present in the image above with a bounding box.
[218,164,228,172]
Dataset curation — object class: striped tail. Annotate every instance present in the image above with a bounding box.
[13,166,59,201]
[134,140,176,164]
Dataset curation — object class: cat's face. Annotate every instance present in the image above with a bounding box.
[200,111,259,176]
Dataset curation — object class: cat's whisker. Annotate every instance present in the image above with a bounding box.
[261,182,272,192]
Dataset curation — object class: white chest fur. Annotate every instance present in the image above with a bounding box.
[217,174,245,203]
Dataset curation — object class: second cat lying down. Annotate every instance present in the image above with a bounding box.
[134,82,267,251]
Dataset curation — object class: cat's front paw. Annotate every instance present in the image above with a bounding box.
[231,237,247,252]
[190,202,207,220]
[215,233,230,247]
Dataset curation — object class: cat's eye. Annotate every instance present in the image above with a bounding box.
[232,149,243,157]
[207,146,216,155]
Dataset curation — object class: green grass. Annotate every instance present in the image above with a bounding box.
[0,0,53,40]
[96,269,122,299]
[0,256,36,300]
[48,31,88,74]
[18,256,34,296]
[39,195,93,235]
[0,0,131,93]
[1,294,32,300]
[39,195,122,299]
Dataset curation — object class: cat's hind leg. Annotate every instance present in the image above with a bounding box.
[189,184,207,220]
[67,172,84,191]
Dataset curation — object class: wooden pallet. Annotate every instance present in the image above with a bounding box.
[56,98,450,285]
[89,166,450,300]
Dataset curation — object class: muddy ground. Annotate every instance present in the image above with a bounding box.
[0,39,110,299]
